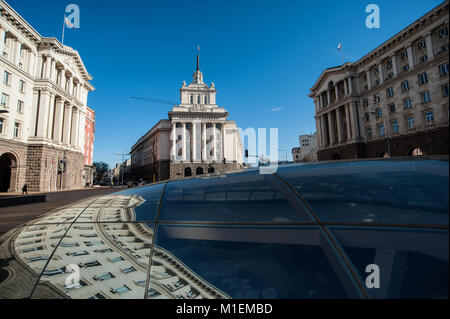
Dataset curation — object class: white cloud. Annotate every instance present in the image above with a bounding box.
[271,107,283,112]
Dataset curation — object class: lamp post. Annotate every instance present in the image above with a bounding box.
[370,111,391,157]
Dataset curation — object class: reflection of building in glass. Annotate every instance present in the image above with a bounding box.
[0,195,229,299]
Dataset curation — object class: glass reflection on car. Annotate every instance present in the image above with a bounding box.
[277,160,449,225]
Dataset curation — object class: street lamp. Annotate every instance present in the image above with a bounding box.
[370,111,391,157]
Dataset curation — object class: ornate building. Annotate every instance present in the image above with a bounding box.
[0,0,95,192]
[130,55,243,181]
[309,1,449,160]
[83,107,95,186]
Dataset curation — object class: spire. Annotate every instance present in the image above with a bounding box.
[197,53,199,71]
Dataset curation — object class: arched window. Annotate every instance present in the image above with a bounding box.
[190,95,193,104]
[184,167,192,177]
[207,167,215,173]
[196,167,204,175]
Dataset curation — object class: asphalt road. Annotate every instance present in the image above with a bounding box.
[0,187,122,236]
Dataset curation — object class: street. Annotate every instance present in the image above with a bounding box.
[0,187,122,236]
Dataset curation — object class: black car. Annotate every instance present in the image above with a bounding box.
[0,157,448,299]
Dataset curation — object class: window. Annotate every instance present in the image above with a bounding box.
[419,55,428,63]
[439,63,449,76]
[439,26,449,38]
[94,272,115,281]
[421,91,431,104]
[378,124,385,137]
[17,100,24,113]
[13,122,20,138]
[387,87,394,97]
[401,80,410,91]
[392,121,399,133]
[197,95,201,104]
[389,104,396,114]
[204,96,207,104]
[386,60,392,68]
[443,84,449,97]
[404,98,412,109]
[373,93,380,103]
[1,93,9,107]
[3,71,11,85]
[375,108,382,118]
[425,111,434,124]
[112,285,131,295]
[121,266,136,274]
[0,118,5,134]
[408,117,415,129]
[367,128,372,139]
[363,98,368,107]
[19,80,25,93]
[418,40,426,49]
[402,64,410,72]
[108,256,124,263]
[400,51,408,59]
[418,72,428,84]
[441,44,449,53]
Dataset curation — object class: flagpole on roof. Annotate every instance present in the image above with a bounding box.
[61,15,66,45]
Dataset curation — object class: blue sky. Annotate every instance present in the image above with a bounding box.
[8,0,443,166]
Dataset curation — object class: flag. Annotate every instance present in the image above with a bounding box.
[64,16,74,29]
[197,45,200,52]
[338,42,342,51]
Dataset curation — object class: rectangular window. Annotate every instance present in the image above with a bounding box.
[401,80,409,91]
[408,117,415,129]
[367,128,372,139]
[442,44,449,53]
[3,71,11,84]
[376,108,382,118]
[364,112,370,121]
[404,98,412,109]
[418,72,428,84]
[419,55,428,63]
[440,63,449,76]
[112,285,131,295]
[421,91,431,104]
[418,40,426,49]
[425,111,434,124]
[373,93,380,103]
[13,122,20,138]
[378,124,385,137]
[443,84,449,97]
[19,80,25,93]
[363,98,368,107]
[402,64,410,72]
[392,121,399,133]
[95,272,115,281]
[1,93,9,107]
[17,100,24,113]
[439,27,449,38]
[389,104,396,114]
[387,87,394,97]
[0,118,5,134]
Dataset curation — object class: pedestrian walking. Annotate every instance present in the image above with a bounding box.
[21,184,28,196]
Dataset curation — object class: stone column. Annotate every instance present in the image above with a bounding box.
[336,107,344,143]
[76,82,81,100]
[14,40,21,66]
[348,77,353,95]
[322,115,329,146]
[327,112,336,145]
[182,122,187,161]
[37,91,50,138]
[71,108,80,147]
[345,103,352,140]
[63,104,73,145]
[46,93,55,139]
[192,122,197,162]
[0,27,5,54]
[425,33,434,59]
[202,123,206,161]
[406,45,415,68]
[392,55,398,77]
[51,59,56,82]
[335,85,339,101]
[315,118,322,148]
[45,56,51,79]
[327,90,331,106]
[61,69,66,89]
[366,70,372,90]
[53,98,64,143]
[344,79,349,96]
[349,102,360,139]
[213,123,217,161]
[221,123,225,161]
[171,122,176,160]
[69,75,74,94]
[319,94,323,109]
[378,64,384,84]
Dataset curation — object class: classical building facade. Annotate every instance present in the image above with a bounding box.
[309,1,449,161]
[0,0,95,192]
[130,55,243,181]
[292,133,318,162]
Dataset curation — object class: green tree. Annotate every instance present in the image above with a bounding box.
[93,162,109,182]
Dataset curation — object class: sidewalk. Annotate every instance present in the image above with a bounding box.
[0,187,122,237]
